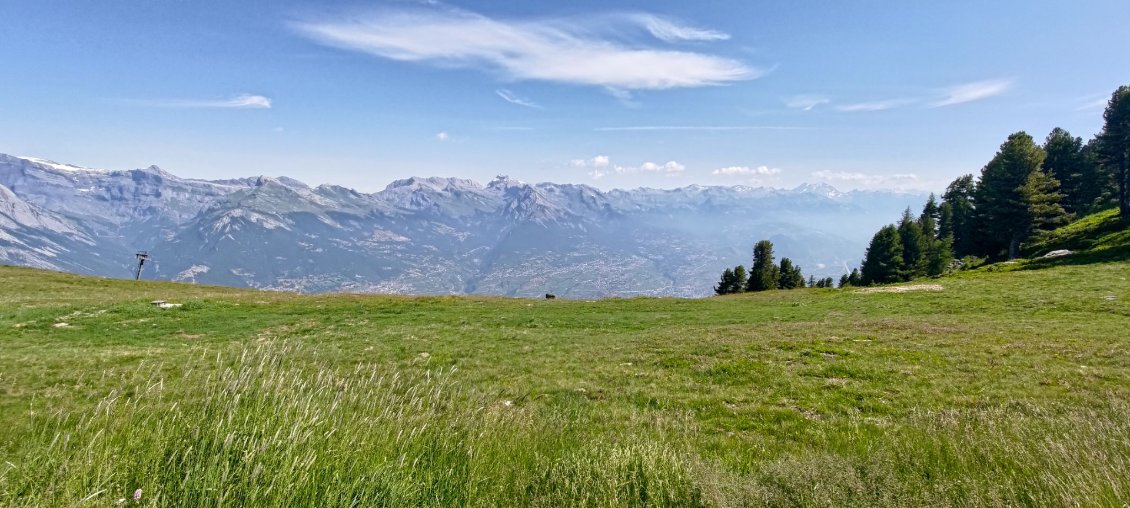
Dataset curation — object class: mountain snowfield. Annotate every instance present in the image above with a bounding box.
[0,154,926,297]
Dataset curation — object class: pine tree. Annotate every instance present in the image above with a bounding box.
[1021,169,1070,236]
[848,268,862,287]
[1043,127,1104,215]
[732,265,748,294]
[714,268,735,295]
[838,273,850,287]
[897,208,927,279]
[925,234,954,277]
[747,240,780,292]
[974,132,1048,259]
[1084,137,1118,211]
[861,225,905,285]
[1097,86,1130,217]
[941,175,977,258]
[919,194,940,238]
[808,275,817,288]
[822,277,834,288]
[778,258,804,289]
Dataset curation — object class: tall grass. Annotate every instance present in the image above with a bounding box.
[3,342,1128,506]
[0,343,706,507]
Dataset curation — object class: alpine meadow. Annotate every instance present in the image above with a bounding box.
[3,2,1130,507]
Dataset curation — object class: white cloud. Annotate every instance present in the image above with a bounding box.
[571,155,610,168]
[128,94,272,109]
[435,131,449,141]
[495,89,542,109]
[573,156,683,179]
[294,8,756,90]
[931,79,1012,107]
[835,99,914,112]
[272,126,285,133]
[639,161,685,174]
[712,165,780,176]
[603,87,640,107]
[631,14,730,42]
[785,95,830,111]
[811,170,920,189]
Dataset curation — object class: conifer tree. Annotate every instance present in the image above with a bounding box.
[974,132,1048,259]
[848,268,863,287]
[919,194,940,238]
[1084,137,1118,211]
[838,273,850,288]
[747,240,780,292]
[897,208,927,279]
[808,275,817,288]
[861,225,905,285]
[1021,169,1070,236]
[1043,127,1103,215]
[925,234,954,277]
[732,265,749,294]
[941,175,977,258]
[1097,86,1130,217]
[778,258,804,289]
[714,268,736,295]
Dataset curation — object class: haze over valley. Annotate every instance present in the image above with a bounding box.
[0,154,923,297]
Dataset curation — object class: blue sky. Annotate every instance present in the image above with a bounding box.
[2,1,1128,192]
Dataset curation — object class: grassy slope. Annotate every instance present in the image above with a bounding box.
[1,226,1129,506]
[1021,207,1130,260]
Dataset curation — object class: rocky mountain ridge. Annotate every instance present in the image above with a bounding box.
[0,154,926,297]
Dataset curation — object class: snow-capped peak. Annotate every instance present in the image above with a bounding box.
[15,156,109,174]
[791,182,842,197]
[487,174,526,191]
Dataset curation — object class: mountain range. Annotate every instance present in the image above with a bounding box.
[0,154,927,297]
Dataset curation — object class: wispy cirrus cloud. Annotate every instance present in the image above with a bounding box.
[293,7,758,90]
[1074,93,1110,112]
[931,79,1012,107]
[785,95,830,111]
[630,14,729,42]
[835,98,915,112]
[495,89,542,109]
[125,94,272,109]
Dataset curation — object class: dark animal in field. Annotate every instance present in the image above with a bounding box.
[545,293,556,299]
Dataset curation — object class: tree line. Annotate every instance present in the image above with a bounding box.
[856,85,1129,285]
[714,240,834,295]
[713,85,1129,293]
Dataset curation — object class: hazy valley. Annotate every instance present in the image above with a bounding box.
[0,154,924,297]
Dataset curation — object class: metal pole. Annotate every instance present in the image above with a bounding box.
[135,252,149,280]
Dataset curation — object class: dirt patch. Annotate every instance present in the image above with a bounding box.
[856,284,944,294]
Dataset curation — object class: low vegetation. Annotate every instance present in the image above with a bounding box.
[2,222,1129,505]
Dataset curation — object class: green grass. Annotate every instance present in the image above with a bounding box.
[1023,207,1130,257]
[1,251,1129,505]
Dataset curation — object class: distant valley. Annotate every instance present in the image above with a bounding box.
[0,154,925,297]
